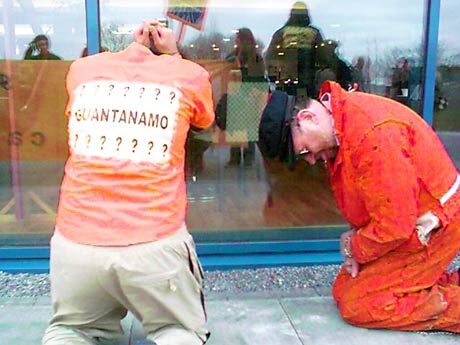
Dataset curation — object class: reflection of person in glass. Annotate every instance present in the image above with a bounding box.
[265,1,323,98]
[390,58,410,102]
[227,28,265,82]
[23,34,62,60]
[315,39,354,95]
[42,20,214,345]
[290,80,460,332]
[224,27,266,167]
[351,56,368,92]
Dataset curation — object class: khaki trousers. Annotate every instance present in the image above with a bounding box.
[42,226,209,345]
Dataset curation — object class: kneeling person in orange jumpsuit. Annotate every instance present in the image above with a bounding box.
[42,21,214,345]
[290,81,460,332]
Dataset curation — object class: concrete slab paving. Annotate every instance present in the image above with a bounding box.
[205,298,302,345]
[281,296,460,345]
[120,297,305,345]
[0,303,50,344]
[1,295,459,344]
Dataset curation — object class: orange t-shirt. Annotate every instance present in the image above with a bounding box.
[55,43,214,246]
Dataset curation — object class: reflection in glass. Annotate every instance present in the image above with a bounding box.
[434,0,460,174]
[2,0,453,240]
[1,1,85,242]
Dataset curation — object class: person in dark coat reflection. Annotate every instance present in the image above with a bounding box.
[265,1,323,98]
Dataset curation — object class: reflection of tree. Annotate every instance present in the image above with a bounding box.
[361,40,455,89]
[100,25,267,61]
[181,33,232,60]
[367,40,460,87]
[383,47,421,69]
[101,23,132,53]
[438,41,460,67]
[181,32,265,60]
[445,53,460,67]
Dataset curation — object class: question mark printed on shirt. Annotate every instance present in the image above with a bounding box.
[100,135,106,150]
[169,91,176,104]
[154,88,161,100]
[116,137,122,151]
[148,141,154,155]
[132,139,138,153]
[79,85,86,97]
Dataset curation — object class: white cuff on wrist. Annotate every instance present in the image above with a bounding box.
[343,236,353,258]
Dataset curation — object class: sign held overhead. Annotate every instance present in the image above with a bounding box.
[167,0,208,31]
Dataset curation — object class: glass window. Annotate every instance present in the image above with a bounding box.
[1,1,86,245]
[98,0,425,236]
[1,0,437,245]
[1,1,87,60]
[435,0,460,171]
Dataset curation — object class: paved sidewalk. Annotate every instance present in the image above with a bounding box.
[2,291,459,345]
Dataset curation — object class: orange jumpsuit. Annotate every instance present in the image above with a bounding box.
[320,81,460,332]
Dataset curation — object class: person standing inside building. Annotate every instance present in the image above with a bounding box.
[42,20,214,345]
[224,27,266,167]
[282,80,460,332]
[24,34,62,60]
[265,1,323,98]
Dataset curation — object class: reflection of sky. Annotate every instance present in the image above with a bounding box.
[1,0,459,61]
[179,0,427,61]
[167,0,458,62]
[438,0,460,56]
[100,0,460,66]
